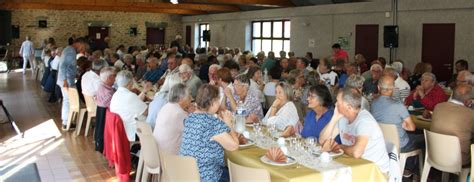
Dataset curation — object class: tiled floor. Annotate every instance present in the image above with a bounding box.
[0,70,117,181]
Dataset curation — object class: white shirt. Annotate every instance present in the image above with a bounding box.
[50,55,60,70]
[43,55,51,67]
[153,103,188,155]
[393,77,411,103]
[320,71,338,86]
[262,101,299,130]
[81,70,102,97]
[110,87,148,141]
[19,40,34,57]
[263,81,277,96]
[158,68,180,94]
[250,79,265,103]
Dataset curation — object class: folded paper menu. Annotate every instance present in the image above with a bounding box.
[238,134,248,145]
[265,147,287,163]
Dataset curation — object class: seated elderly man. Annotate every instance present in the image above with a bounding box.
[344,74,370,110]
[405,72,448,113]
[456,70,473,86]
[179,64,202,98]
[110,70,152,141]
[362,64,383,96]
[224,74,264,123]
[82,59,107,97]
[94,66,117,153]
[142,57,163,84]
[134,54,147,80]
[208,64,221,85]
[157,53,180,91]
[153,83,194,155]
[430,84,474,165]
[379,67,410,103]
[387,63,411,103]
[319,87,389,173]
[371,76,416,152]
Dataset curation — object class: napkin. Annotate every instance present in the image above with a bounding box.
[238,134,248,145]
[265,147,287,163]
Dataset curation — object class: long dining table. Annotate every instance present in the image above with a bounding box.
[225,142,386,181]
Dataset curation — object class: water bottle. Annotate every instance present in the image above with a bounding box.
[235,101,246,133]
[263,68,269,84]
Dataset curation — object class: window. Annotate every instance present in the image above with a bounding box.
[198,23,209,48]
[252,20,290,56]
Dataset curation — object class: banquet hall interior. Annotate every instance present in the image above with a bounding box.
[0,0,473,181]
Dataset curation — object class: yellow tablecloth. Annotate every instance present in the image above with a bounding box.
[225,146,386,182]
[411,115,431,130]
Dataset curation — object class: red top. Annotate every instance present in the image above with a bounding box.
[104,109,131,182]
[405,84,448,111]
[333,49,349,63]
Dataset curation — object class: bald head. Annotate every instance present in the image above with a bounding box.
[378,76,395,96]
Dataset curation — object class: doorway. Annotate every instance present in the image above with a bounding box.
[146,27,165,46]
[422,23,455,82]
[355,24,379,65]
[88,27,109,51]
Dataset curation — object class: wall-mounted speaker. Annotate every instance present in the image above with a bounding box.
[384,25,398,48]
[0,10,12,44]
[202,30,210,42]
[38,20,47,28]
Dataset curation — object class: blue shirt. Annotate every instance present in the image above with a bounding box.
[370,95,410,148]
[143,68,164,84]
[301,108,334,139]
[338,73,348,88]
[58,46,77,87]
[180,113,230,182]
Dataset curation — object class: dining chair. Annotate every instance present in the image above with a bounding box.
[421,129,469,182]
[135,121,157,182]
[76,95,97,136]
[378,123,424,175]
[66,88,86,131]
[160,151,200,182]
[228,159,271,182]
[470,144,474,182]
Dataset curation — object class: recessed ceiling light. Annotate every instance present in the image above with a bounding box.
[170,0,178,4]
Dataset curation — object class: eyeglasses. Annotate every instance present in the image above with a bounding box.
[308,94,318,99]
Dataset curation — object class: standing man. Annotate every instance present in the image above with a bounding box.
[331,43,349,65]
[19,36,35,75]
[57,37,88,130]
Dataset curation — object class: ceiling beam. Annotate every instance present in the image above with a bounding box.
[182,0,294,7]
[0,2,208,15]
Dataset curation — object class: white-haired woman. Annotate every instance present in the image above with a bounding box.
[110,70,152,141]
[94,66,117,152]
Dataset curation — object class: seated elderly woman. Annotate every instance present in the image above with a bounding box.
[405,72,448,112]
[345,74,370,110]
[110,70,152,141]
[94,66,117,153]
[262,82,299,131]
[153,83,193,155]
[300,85,334,139]
[225,74,264,123]
[180,84,239,182]
[246,66,265,104]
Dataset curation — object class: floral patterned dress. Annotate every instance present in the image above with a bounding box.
[179,113,230,182]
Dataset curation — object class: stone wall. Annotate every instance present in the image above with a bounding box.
[10,9,182,51]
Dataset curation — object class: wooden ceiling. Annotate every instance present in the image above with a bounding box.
[0,0,359,15]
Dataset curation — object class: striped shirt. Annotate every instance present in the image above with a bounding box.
[95,82,115,108]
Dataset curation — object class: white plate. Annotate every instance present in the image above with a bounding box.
[416,115,431,121]
[408,107,424,111]
[239,139,255,148]
[260,155,297,166]
[312,149,344,158]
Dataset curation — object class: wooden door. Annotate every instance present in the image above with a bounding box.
[146,27,165,46]
[185,25,191,47]
[88,27,109,51]
[422,24,455,82]
[355,24,379,64]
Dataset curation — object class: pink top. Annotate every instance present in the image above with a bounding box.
[96,82,115,108]
[153,103,188,155]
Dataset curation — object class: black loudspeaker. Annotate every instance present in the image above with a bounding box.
[202,30,210,42]
[384,25,398,48]
[0,10,12,45]
[12,25,19,39]
[38,20,47,28]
